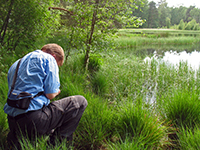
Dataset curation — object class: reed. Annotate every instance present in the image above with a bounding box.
[159,89,200,129]
[178,125,200,150]
[113,99,169,149]
[74,95,116,150]
[115,36,200,49]
[1,30,200,149]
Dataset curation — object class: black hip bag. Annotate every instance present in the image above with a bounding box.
[7,59,43,110]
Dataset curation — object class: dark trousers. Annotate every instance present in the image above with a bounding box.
[7,95,88,149]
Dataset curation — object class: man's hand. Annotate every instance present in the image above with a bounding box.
[45,89,61,100]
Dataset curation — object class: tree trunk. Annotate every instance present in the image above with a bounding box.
[85,0,99,70]
[0,0,14,45]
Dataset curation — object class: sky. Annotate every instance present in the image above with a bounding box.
[152,0,200,8]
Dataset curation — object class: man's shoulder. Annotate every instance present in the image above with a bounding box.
[31,50,55,60]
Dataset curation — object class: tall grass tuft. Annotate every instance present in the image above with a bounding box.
[90,70,109,96]
[178,125,200,150]
[114,98,169,149]
[108,136,148,150]
[74,95,116,150]
[160,89,200,129]
[57,54,87,98]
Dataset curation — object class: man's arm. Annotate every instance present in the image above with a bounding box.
[45,89,61,100]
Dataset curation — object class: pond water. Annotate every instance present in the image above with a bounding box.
[142,44,200,105]
[144,50,200,71]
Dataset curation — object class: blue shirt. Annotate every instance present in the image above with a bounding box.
[4,50,60,117]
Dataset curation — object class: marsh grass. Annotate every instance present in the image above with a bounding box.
[0,76,9,148]
[90,70,109,96]
[74,95,116,150]
[115,36,200,50]
[178,125,200,150]
[159,89,200,129]
[114,99,169,149]
[115,29,200,54]
[108,136,148,150]
[1,29,200,149]
[118,29,200,36]
[18,135,72,150]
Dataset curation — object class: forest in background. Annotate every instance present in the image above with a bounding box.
[1,0,199,54]
[133,0,200,30]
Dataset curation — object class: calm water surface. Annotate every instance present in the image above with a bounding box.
[144,50,200,70]
[142,43,200,104]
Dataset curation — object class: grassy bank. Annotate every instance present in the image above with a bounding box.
[116,29,200,50]
[0,30,200,149]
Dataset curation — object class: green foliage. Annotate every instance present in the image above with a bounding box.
[0,0,60,51]
[88,54,102,73]
[58,54,87,98]
[74,95,116,150]
[108,136,148,150]
[131,0,200,30]
[115,32,200,49]
[190,8,200,23]
[147,1,159,28]
[185,19,197,30]
[0,76,9,149]
[90,70,109,96]
[114,100,168,149]
[0,47,18,77]
[166,17,171,28]
[178,19,185,30]
[57,0,143,68]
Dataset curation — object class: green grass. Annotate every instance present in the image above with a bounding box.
[1,30,200,149]
[178,125,200,150]
[115,29,200,52]
[118,28,200,36]
[114,100,169,149]
[158,89,200,129]
[115,36,200,49]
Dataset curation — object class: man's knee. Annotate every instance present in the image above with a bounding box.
[73,95,88,109]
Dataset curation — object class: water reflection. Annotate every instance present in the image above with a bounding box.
[144,50,200,70]
[144,50,200,105]
[133,42,200,58]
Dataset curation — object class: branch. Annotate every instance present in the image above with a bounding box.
[48,7,73,15]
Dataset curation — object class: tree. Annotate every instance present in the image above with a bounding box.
[0,0,60,51]
[147,1,159,28]
[178,19,185,30]
[166,17,171,28]
[130,0,149,28]
[185,6,195,22]
[170,6,187,25]
[185,19,197,30]
[190,8,200,23]
[157,0,170,27]
[52,0,144,69]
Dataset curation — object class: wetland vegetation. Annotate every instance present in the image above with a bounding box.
[0,29,200,149]
[1,0,200,149]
